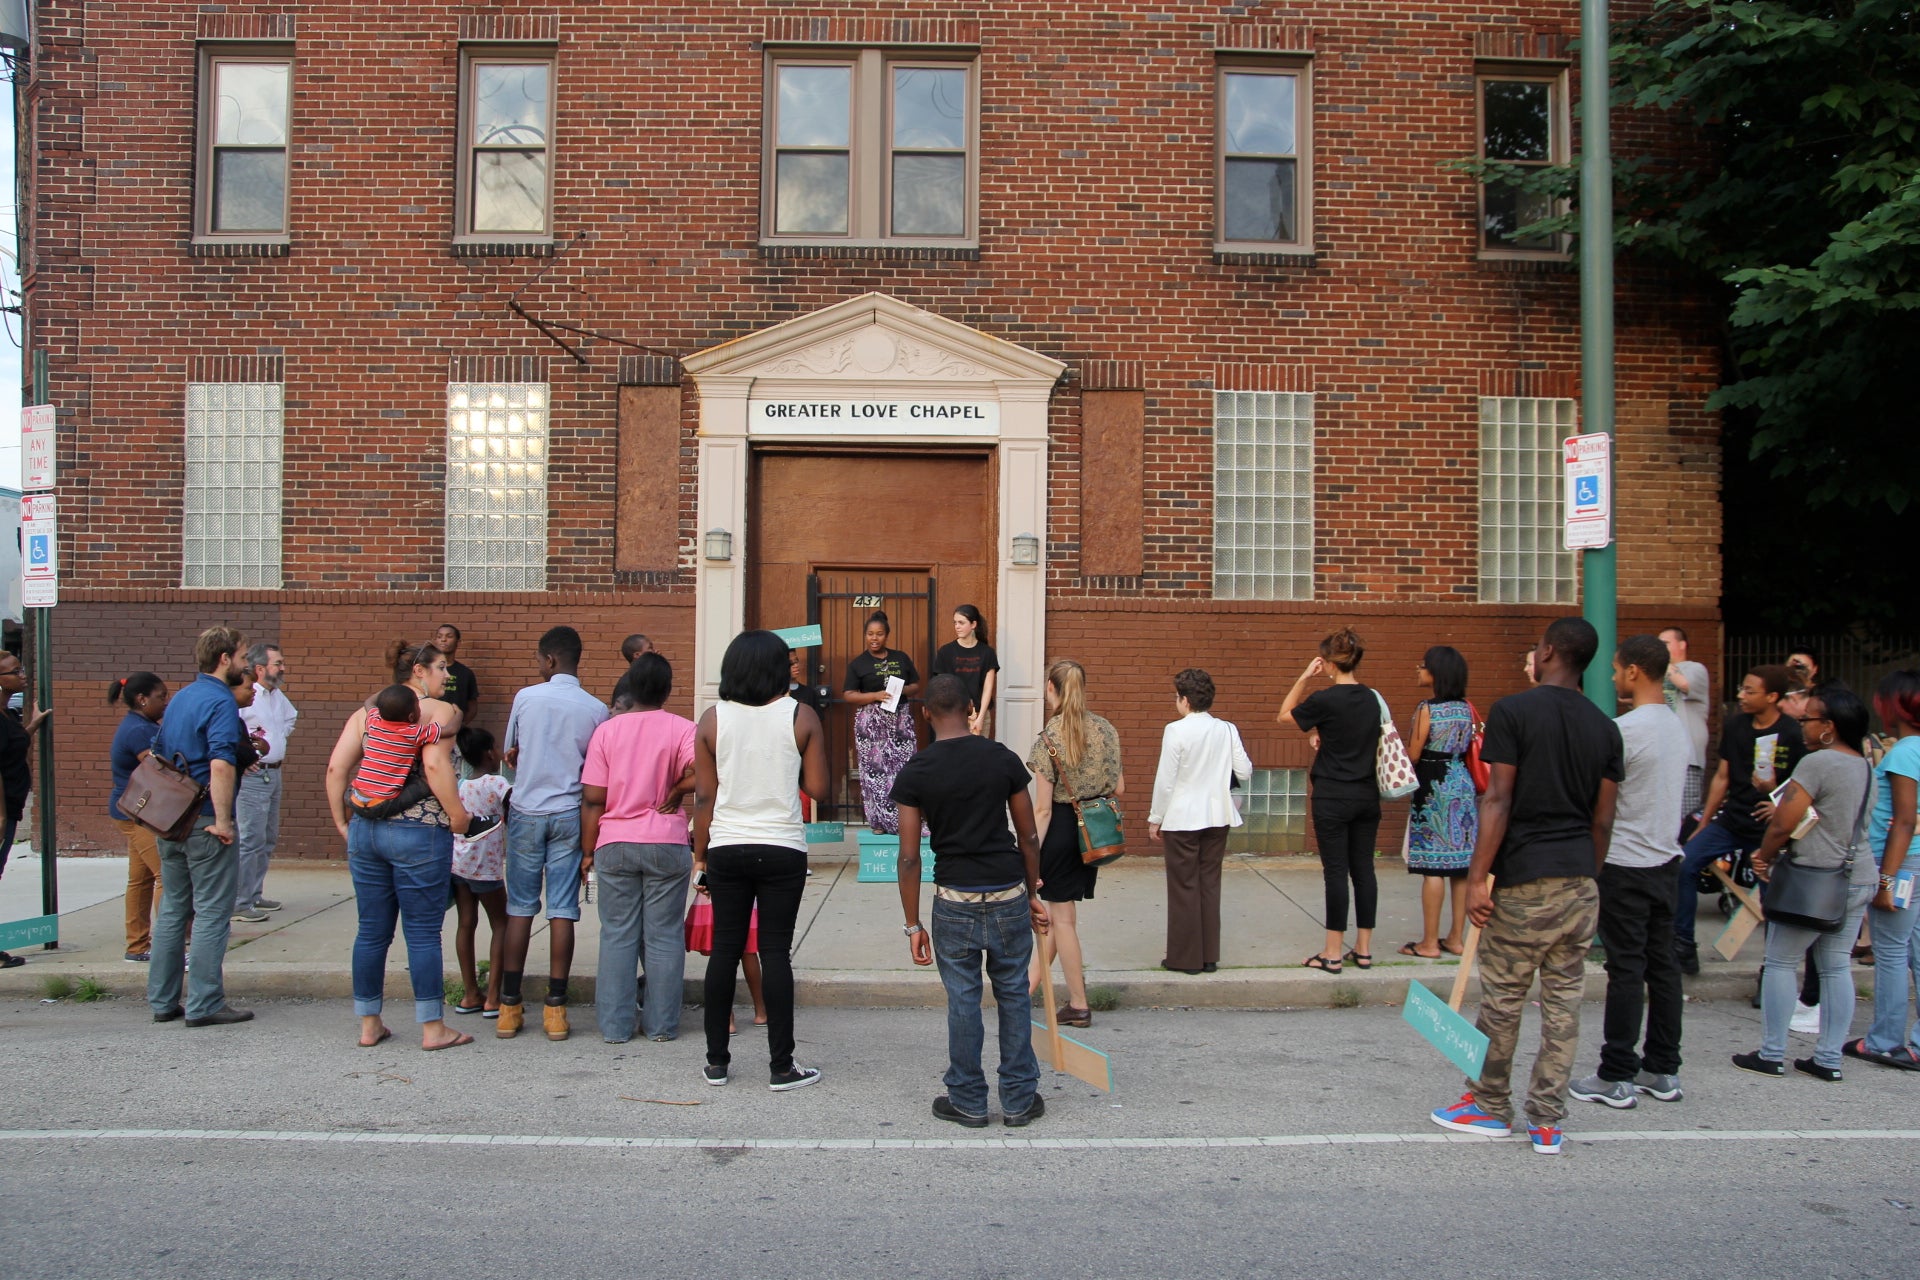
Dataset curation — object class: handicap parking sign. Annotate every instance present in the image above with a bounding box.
[1573,475,1600,509]
[27,534,49,566]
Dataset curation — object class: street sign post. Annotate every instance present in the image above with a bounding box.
[1563,432,1612,551]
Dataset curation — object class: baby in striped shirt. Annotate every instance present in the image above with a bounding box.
[353,684,442,804]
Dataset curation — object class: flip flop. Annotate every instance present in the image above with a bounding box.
[422,1032,475,1052]
[1397,941,1443,959]
[452,1003,485,1016]
[1439,940,1465,956]
[1302,954,1342,974]
[358,1027,393,1049]
[482,1007,500,1019]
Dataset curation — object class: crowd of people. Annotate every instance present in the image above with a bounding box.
[92,610,1919,1142]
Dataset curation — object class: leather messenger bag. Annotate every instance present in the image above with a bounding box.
[123,752,209,842]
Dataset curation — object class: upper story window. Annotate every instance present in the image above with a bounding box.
[765,52,977,245]
[183,381,284,589]
[1477,72,1568,255]
[445,382,549,591]
[1213,390,1315,601]
[1216,63,1310,250]
[196,51,292,242]
[457,52,555,242]
[1479,396,1578,603]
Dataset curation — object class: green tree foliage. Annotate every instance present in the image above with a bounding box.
[1614,1,1920,629]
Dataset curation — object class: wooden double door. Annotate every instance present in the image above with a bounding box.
[748,448,996,822]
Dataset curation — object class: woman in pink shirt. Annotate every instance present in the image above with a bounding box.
[581,653,698,1043]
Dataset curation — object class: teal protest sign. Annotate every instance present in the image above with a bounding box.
[804,821,845,844]
[0,914,57,951]
[1403,980,1488,1079]
[772,625,823,649]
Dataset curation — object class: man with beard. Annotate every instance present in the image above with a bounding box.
[232,642,297,922]
[147,627,254,1028]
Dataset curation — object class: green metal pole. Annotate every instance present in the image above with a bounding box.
[1579,0,1617,711]
[30,348,57,937]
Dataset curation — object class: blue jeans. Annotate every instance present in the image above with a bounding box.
[1674,820,1754,946]
[349,816,453,1024]
[506,810,584,920]
[147,817,239,1019]
[594,841,693,1043]
[932,894,1039,1118]
[1759,882,1873,1069]
[1865,890,1920,1056]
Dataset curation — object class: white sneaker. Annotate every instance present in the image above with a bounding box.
[1789,1001,1821,1035]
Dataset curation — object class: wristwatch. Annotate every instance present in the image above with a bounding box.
[902,922,924,936]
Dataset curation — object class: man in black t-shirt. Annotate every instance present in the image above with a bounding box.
[433,624,481,719]
[1671,664,1803,973]
[891,675,1050,1129]
[1431,618,1622,1156]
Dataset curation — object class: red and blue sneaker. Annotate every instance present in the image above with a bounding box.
[1430,1093,1511,1137]
[1527,1121,1564,1155]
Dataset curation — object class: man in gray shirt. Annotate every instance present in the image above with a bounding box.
[1661,627,1711,829]
[496,625,609,1043]
[1572,634,1693,1110]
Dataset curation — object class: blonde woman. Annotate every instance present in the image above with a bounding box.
[1027,659,1124,1027]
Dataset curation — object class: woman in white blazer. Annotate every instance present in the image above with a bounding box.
[1148,669,1254,974]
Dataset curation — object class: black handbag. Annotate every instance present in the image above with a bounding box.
[1762,761,1871,933]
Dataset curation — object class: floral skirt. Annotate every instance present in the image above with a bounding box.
[1406,755,1477,876]
[855,702,918,835]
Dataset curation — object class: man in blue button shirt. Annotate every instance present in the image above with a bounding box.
[147,626,255,1029]
[497,625,608,1042]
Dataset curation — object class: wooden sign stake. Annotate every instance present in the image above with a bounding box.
[1030,927,1113,1092]
[1709,862,1766,961]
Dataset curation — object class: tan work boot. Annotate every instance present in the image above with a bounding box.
[543,1002,570,1042]
[495,1001,524,1039]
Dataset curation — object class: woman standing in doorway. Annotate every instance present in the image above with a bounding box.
[933,605,1000,736]
[1400,646,1477,959]
[844,611,921,834]
[1028,659,1125,1027]
[1280,627,1383,974]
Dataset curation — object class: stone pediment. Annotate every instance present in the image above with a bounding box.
[682,292,1065,389]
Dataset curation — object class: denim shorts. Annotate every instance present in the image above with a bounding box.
[505,809,585,920]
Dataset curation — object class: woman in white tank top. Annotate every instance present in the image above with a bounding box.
[692,631,830,1091]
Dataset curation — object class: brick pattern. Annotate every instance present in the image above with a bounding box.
[195,13,297,42]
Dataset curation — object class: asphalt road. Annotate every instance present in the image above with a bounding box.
[2,992,1912,1279]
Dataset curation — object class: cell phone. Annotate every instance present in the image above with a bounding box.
[1895,869,1915,909]
[696,872,709,889]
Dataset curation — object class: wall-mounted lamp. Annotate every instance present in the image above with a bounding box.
[703,528,734,563]
[1010,532,1042,567]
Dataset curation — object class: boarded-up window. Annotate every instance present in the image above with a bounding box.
[1080,390,1144,578]
[616,385,682,572]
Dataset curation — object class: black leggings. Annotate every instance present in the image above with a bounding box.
[1311,794,1381,933]
[703,844,808,1075]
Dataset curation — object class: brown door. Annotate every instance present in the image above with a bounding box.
[748,449,995,823]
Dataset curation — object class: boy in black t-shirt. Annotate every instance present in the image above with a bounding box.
[1671,664,1803,973]
[1430,618,1623,1156]
[891,675,1051,1129]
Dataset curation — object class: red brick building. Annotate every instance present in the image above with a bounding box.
[21,2,1722,857]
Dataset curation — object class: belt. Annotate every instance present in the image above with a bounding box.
[263,762,283,770]
[934,884,1026,904]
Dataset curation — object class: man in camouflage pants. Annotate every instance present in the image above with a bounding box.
[1431,618,1623,1154]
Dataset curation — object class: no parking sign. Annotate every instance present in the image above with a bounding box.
[1563,433,1612,550]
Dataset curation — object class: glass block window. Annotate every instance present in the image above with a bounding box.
[1227,768,1309,854]
[1479,396,1578,604]
[183,382,284,588]
[445,382,549,591]
[1213,390,1315,600]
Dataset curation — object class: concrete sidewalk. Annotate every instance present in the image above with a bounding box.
[0,844,1774,1008]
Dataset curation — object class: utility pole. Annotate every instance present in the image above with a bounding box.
[1579,0,1617,711]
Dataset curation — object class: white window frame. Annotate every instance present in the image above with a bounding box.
[1475,69,1571,258]
[445,382,550,591]
[1478,395,1578,603]
[182,381,285,588]
[1214,59,1312,252]
[762,49,980,247]
[194,47,294,244]
[455,48,558,245]
[1212,390,1315,601]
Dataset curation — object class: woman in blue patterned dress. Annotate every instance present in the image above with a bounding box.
[1399,646,1478,959]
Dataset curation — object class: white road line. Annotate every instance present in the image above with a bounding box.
[1,1127,1915,1151]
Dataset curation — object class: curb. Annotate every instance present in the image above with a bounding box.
[1,961,1769,1011]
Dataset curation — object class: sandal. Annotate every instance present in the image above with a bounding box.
[1302,954,1343,974]
[357,1026,393,1049]
[452,1003,485,1016]
[1343,949,1373,970]
[422,1031,475,1052]
[1439,939,1464,956]
[1398,941,1443,959]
